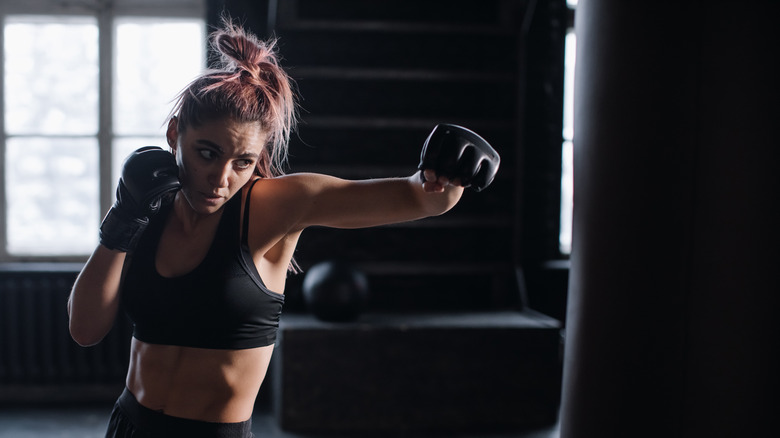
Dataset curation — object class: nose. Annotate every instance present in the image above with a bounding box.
[209,162,231,189]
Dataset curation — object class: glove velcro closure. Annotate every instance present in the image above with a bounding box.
[99,207,150,252]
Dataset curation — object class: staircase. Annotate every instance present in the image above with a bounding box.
[264,0,532,312]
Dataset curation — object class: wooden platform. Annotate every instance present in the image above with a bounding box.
[272,311,562,434]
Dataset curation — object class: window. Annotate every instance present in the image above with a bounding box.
[560,0,577,255]
[1,0,205,260]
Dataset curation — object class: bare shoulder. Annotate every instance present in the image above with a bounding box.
[248,173,350,211]
[240,176,308,284]
[242,174,326,238]
[249,173,334,197]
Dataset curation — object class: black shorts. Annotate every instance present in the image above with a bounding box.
[105,388,254,438]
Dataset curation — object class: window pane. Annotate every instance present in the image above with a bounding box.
[559,140,573,254]
[563,31,576,142]
[114,19,205,136]
[4,16,98,135]
[560,30,577,255]
[6,137,99,255]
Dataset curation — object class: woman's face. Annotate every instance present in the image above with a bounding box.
[167,116,267,215]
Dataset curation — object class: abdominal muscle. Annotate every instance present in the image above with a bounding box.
[125,337,274,423]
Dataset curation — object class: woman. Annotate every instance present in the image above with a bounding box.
[68,20,496,438]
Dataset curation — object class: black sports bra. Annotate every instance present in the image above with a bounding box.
[121,179,284,349]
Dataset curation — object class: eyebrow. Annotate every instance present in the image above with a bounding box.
[196,139,223,152]
[196,139,260,159]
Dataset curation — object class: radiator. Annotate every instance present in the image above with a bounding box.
[0,265,131,399]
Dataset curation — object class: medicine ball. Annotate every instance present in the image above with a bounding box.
[302,261,369,322]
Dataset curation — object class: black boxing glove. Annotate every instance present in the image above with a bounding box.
[418,123,500,192]
[99,146,181,252]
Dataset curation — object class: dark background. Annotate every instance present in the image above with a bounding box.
[0,0,570,429]
[4,1,778,436]
[205,0,571,317]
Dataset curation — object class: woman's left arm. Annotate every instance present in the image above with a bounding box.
[256,124,498,233]
[269,170,463,232]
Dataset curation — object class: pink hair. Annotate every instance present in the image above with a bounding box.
[170,19,297,177]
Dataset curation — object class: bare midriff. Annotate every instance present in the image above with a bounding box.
[125,337,274,423]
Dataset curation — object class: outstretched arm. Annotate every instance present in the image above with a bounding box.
[271,170,464,232]
[255,123,499,234]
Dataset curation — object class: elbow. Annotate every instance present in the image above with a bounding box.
[69,322,107,347]
[66,297,98,346]
[67,285,118,347]
[68,303,109,347]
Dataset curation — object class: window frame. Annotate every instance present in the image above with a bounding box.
[0,0,205,262]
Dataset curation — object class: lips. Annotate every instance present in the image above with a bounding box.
[199,191,225,205]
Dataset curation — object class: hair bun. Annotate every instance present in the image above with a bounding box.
[212,23,278,77]
[216,33,256,65]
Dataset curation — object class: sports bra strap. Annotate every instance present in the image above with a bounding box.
[242,178,262,245]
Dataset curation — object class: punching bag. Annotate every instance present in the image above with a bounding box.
[560,1,780,437]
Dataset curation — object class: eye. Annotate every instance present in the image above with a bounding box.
[234,159,255,170]
[198,149,217,160]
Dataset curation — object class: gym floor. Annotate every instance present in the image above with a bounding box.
[0,405,560,438]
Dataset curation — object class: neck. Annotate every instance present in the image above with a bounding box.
[171,192,224,235]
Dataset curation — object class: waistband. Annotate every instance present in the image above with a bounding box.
[117,387,253,437]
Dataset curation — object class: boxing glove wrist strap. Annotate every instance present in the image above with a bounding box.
[99,208,149,252]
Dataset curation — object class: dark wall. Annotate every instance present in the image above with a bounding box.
[519,0,571,321]
[208,0,571,318]
[208,0,272,39]
[1,0,571,406]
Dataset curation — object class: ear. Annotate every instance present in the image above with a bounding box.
[166,117,179,152]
